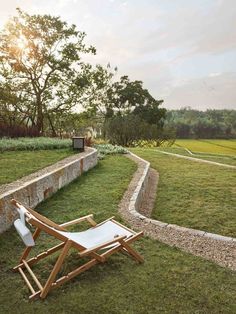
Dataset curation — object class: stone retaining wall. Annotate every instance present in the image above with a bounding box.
[123,152,236,270]
[0,147,98,233]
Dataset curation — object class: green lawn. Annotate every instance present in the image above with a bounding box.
[174,139,236,155]
[0,155,235,313]
[131,148,236,237]
[0,149,74,185]
[157,146,236,166]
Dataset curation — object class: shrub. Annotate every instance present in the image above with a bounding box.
[94,144,128,159]
[0,123,40,138]
[104,114,175,147]
[0,137,71,152]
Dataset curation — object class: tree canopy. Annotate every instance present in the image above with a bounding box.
[0,8,95,134]
[0,9,168,144]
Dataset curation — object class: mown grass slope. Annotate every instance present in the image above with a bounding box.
[0,149,74,185]
[131,148,236,237]
[0,155,235,313]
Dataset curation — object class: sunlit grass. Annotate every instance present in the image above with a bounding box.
[174,139,236,155]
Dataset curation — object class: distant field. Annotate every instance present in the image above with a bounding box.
[174,139,236,156]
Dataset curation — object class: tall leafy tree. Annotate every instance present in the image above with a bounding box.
[107,76,164,117]
[0,8,96,134]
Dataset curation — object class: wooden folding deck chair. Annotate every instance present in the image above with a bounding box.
[11,199,144,299]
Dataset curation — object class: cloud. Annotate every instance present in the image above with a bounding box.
[0,0,235,109]
[138,0,236,58]
[164,72,236,110]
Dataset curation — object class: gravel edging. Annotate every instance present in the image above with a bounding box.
[118,152,236,271]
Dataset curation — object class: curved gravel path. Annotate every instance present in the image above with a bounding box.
[118,154,236,271]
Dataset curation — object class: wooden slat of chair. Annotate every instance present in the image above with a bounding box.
[22,260,43,291]
[13,242,65,271]
[18,267,36,295]
[40,240,72,298]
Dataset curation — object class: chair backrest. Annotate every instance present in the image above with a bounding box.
[11,199,68,246]
[13,203,35,247]
[14,219,35,246]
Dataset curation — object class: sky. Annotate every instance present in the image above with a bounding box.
[0,0,236,110]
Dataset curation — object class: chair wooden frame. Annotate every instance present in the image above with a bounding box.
[11,199,144,299]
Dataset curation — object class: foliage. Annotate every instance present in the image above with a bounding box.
[0,149,73,185]
[94,143,128,159]
[93,138,109,145]
[0,137,71,152]
[133,139,175,148]
[0,122,39,137]
[165,107,236,139]
[84,74,167,141]
[132,148,236,237]
[106,76,164,117]
[104,114,172,147]
[0,155,235,313]
[0,9,96,135]
[91,75,170,146]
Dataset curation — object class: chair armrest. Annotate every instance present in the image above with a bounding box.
[60,214,97,228]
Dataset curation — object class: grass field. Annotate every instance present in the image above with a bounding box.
[174,139,236,155]
[156,139,236,166]
[157,146,236,166]
[0,149,74,185]
[131,148,236,237]
[0,155,235,313]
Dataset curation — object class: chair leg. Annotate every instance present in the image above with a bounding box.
[40,240,72,299]
[119,239,144,263]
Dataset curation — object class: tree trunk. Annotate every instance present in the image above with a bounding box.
[36,97,44,135]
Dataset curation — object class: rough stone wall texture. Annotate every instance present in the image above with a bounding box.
[0,147,97,233]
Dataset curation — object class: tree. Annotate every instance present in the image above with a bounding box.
[0,9,96,135]
[104,113,171,147]
[164,108,236,139]
[100,75,168,146]
[107,76,164,117]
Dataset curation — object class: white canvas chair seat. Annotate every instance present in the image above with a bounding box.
[58,221,133,249]
[10,199,144,300]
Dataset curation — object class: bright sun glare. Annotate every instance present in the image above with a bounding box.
[16,35,27,50]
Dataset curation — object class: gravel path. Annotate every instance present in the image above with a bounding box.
[118,154,236,271]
